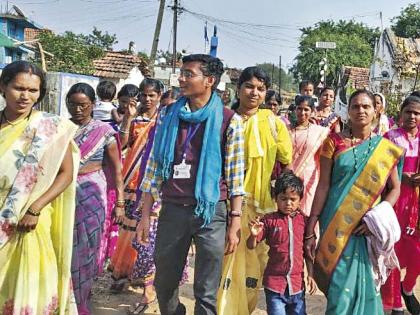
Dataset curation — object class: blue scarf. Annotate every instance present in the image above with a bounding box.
[153,91,223,225]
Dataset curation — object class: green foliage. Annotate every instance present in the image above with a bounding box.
[391,3,420,38]
[291,20,380,88]
[84,26,118,50]
[36,27,116,75]
[255,63,296,92]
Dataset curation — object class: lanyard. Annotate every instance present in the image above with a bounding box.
[182,123,201,160]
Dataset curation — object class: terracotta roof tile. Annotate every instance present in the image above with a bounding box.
[93,51,151,79]
[343,66,370,89]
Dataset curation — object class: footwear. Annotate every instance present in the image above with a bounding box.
[175,303,186,315]
[110,279,126,293]
[401,283,420,315]
[128,298,157,315]
[391,310,404,315]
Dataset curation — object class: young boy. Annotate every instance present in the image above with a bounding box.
[247,171,316,315]
[93,80,118,122]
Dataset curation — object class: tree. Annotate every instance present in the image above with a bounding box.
[291,21,380,88]
[36,27,116,75]
[255,63,296,92]
[84,26,118,50]
[391,3,420,38]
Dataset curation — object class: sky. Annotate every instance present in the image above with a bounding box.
[3,0,418,70]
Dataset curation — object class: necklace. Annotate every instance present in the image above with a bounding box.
[292,124,310,156]
[0,109,32,131]
[350,129,373,172]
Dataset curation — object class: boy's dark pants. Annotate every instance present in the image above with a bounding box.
[154,201,227,315]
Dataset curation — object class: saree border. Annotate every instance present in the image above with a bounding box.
[314,138,404,294]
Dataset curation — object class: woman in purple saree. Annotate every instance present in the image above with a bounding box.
[67,83,124,315]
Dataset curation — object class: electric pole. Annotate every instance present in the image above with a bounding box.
[172,0,179,73]
[279,55,282,98]
[150,0,166,69]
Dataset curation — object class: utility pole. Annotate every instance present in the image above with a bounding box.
[149,0,166,69]
[171,0,179,73]
[278,55,282,96]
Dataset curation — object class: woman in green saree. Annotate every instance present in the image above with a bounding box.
[304,89,403,315]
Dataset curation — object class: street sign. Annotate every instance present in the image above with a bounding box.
[315,41,336,49]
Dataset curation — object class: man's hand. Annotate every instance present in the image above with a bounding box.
[225,216,241,255]
[136,216,150,245]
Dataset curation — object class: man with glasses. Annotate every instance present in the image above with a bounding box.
[137,54,245,315]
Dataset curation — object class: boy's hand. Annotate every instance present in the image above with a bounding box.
[306,276,317,295]
[248,216,263,237]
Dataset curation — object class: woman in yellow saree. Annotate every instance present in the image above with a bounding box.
[217,66,292,315]
[304,90,403,315]
[0,61,79,314]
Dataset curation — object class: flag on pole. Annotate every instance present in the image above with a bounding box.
[204,21,209,43]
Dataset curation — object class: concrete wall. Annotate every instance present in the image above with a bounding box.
[40,72,99,117]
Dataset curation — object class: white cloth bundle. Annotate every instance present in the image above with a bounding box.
[363,201,401,290]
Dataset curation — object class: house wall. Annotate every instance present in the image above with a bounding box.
[370,32,416,95]
[39,72,99,117]
[97,67,146,93]
[370,33,397,93]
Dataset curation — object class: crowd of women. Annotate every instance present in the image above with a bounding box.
[0,59,418,315]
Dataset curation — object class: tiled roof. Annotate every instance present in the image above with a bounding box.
[342,66,370,89]
[384,28,420,76]
[93,51,151,79]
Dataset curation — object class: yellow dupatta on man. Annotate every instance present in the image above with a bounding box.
[0,111,79,315]
[218,109,292,315]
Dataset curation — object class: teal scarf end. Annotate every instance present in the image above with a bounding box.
[195,199,216,227]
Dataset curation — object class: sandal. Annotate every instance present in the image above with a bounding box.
[110,279,126,293]
[128,298,157,315]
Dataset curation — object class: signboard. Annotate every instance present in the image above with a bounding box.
[315,41,336,49]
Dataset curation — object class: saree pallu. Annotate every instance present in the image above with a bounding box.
[110,117,157,281]
[97,136,122,274]
[315,135,403,315]
[71,119,117,314]
[72,170,107,315]
[0,111,79,315]
[218,110,293,315]
[289,124,329,216]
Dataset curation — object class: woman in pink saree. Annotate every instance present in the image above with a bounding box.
[382,95,420,315]
[289,95,329,216]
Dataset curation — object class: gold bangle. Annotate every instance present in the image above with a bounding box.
[120,129,129,134]
[27,207,41,217]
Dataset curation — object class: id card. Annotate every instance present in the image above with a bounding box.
[173,160,191,179]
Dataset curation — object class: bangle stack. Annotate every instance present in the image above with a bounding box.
[115,200,125,208]
[26,207,41,217]
[304,233,316,241]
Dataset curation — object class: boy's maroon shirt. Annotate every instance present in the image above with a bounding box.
[257,211,306,295]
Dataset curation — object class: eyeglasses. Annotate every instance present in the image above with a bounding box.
[67,102,91,111]
[179,69,204,79]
